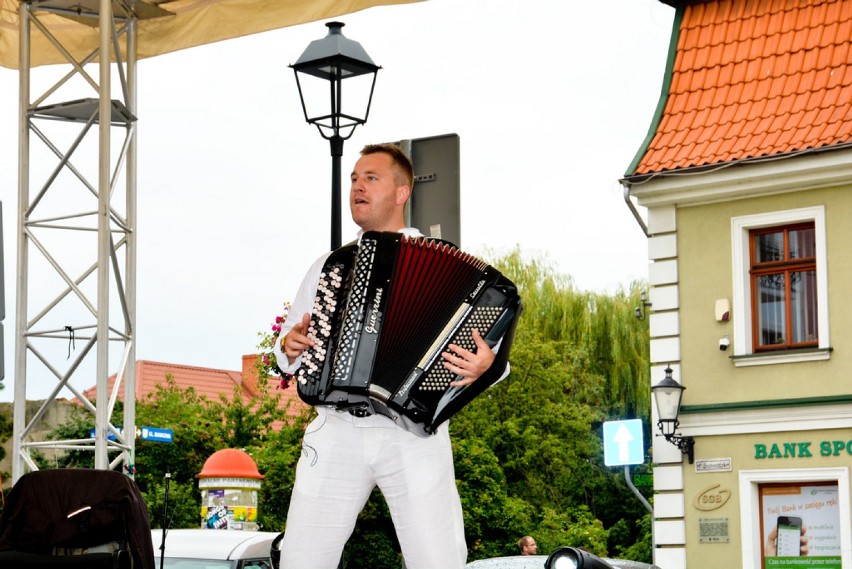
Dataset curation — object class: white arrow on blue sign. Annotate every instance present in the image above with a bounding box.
[603,419,645,466]
[140,426,174,443]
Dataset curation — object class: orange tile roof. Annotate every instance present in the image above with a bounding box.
[80,357,307,420]
[628,0,852,176]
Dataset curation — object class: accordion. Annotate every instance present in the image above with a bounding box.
[295,231,522,436]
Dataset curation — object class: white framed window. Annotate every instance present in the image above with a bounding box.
[739,468,851,569]
[731,207,830,366]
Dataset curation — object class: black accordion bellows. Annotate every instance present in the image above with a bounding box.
[295,231,522,436]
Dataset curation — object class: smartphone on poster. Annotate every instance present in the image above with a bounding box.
[776,516,803,557]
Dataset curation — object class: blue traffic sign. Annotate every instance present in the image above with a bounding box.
[140,426,173,443]
[89,427,121,441]
[603,419,645,466]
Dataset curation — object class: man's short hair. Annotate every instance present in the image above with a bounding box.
[360,143,414,188]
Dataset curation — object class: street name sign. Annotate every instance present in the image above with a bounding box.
[140,426,174,443]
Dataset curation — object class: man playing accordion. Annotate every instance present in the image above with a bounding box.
[275,143,511,569]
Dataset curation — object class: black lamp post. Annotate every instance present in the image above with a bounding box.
[291,21,380,250]
[651,366,695,463]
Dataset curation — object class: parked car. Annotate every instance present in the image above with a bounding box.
[465,546,661,569]
[150,528,283,569]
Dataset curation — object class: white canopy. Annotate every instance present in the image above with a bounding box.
[0,0,421,69]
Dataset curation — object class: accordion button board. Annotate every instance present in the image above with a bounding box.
[418,305,504,391]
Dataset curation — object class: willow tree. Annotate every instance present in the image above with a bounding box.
[447,249,653,563]
[490,248,650,418]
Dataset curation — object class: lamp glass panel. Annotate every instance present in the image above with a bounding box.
[295,71,374,133]
[299,61,372,80]
[654,386,682,420]
[295,71,336,124]
[658,419,678,437]
[337,72,375,124]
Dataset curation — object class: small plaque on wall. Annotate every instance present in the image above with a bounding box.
[699,518,730,543]
[695,457,732,473]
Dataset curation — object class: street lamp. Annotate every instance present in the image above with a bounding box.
[634,290,652,320]
[651,366,695,463]
[290,21,380,250]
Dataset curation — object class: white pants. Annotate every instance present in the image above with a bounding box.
[280,411,467,569]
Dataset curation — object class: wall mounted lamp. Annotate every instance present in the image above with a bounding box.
[651,366,695,464]
[634,290,652,320]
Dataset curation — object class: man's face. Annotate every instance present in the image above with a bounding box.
[349,152,408,232]
[523,539,537,555]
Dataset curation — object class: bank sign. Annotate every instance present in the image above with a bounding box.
[754,438,852,459]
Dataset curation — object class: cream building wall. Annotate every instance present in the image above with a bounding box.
[634,151,852,569]
[677,187,852,405]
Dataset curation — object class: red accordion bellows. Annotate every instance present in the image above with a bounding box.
[374,236,487,387]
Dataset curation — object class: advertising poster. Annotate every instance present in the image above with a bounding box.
[760,483,841,569]
[200,487,260,531]
[202,489,230,529]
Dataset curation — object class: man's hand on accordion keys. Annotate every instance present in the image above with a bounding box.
[444,328,496,387]
[283,312,315,365]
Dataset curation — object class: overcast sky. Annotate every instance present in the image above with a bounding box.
[0,0,674,402]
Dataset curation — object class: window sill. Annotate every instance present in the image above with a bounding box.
[731,347,832,367]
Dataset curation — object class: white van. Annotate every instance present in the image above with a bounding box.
[150,529,283,569]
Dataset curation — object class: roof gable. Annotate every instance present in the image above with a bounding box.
[629,0,852,177]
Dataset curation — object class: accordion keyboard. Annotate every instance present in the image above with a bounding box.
[331,238,377,385]
[418,304,506,391]
[296,261,346,388]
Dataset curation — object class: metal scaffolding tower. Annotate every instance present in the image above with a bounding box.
[11,0,170,482]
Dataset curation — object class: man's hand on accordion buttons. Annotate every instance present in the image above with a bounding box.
[445,329,496,387]
[283,312,315,365]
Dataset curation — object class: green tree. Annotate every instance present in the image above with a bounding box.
[134,374,222,493]
[211,374,286,449]
[144,477,200,530]
[492,249,650,417]
[343,490,403,568]
[447,249,653,563]
[32,403,102,470]
[253,407,313,531]
[135,372,294,529]
[0,404,13,485]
